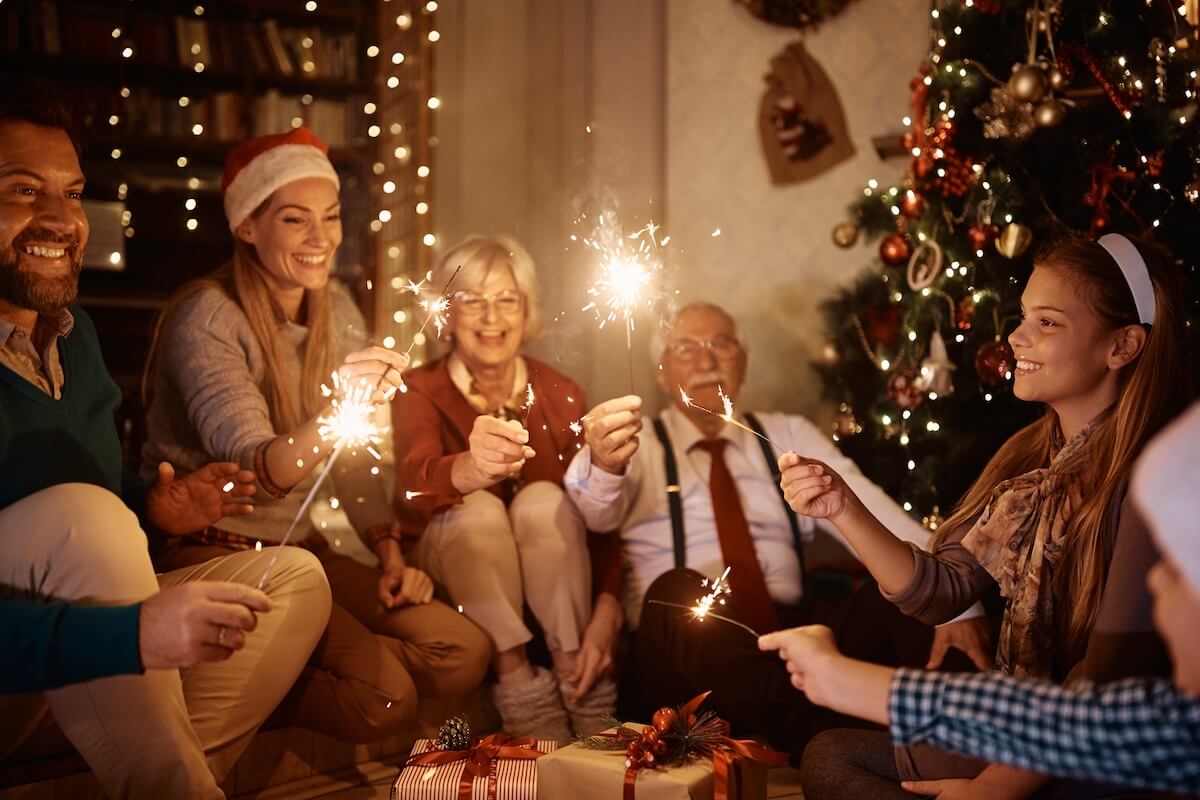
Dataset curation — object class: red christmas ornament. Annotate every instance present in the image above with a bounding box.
[652,707,678,734]
[975,340,1014,386]
[913,154,935,178]
[887,369,925,410]
[967,224,998,251]
[641,726,660,747]
[879,234,911,266]
[900,189,926,218]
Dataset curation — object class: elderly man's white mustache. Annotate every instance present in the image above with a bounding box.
[686,370,728,390]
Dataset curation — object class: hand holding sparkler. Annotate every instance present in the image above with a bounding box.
[336,346,410,404]
[580,394,643,475]
[449,415,536,495]
[777,452,855,521]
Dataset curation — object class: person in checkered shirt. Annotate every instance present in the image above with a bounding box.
[760,402,1200,798]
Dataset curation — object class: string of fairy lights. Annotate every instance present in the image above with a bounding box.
[100,1,440,365]
[826,0,1198,522]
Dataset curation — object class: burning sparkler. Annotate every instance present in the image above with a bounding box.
[646,567,760,637]
[678,386,785,455]
[258,371,391,589]
[579,217,669,391]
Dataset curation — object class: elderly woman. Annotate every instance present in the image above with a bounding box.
[141,128,490,743]
[391,235,620,740]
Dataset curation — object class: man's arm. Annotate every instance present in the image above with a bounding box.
[563,444,638,532]
[0,597,142,693]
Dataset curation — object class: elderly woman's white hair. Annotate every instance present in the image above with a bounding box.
[649,301,749,365]
[432,234,545,344]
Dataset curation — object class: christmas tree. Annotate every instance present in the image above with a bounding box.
[817,0,1200,525]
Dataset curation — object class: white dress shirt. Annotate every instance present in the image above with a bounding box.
[565,404,977,628]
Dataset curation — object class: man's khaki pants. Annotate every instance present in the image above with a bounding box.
[0,483,332,799]
[413,481,591,655]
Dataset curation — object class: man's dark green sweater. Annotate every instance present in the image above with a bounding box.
[0,305,144,692]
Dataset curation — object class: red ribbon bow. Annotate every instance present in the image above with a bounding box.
[405,733,545,800]
[623,692,788,800]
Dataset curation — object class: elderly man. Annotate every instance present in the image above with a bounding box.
[565,301,990,753]
[0,88,331,798]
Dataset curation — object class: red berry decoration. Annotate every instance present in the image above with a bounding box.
[975,340,1014,386]
[879,233,911,266]
[957,295,976,331]
[641,726,660,747]
[652,707,678,734]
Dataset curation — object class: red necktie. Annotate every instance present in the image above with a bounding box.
[697,439,779,634]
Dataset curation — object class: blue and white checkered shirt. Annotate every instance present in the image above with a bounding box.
[889,668,1200,796]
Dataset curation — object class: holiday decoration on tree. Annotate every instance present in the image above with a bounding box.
[832,220,861,247]
[814,0,1200,516]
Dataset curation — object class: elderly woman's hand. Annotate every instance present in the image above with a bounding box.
[337,347,410,403]
[582,395,643,475]
[451,415,537,494]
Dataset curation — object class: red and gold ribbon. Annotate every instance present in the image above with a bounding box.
[404,733,545,800]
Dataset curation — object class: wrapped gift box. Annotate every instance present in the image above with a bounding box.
[535,725,768,800]
[392,736,556,800]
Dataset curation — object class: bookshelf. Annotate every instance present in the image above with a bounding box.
[0,0,439,462]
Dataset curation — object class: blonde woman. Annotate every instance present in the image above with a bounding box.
[142,128,490,743]
[391,235,621,741]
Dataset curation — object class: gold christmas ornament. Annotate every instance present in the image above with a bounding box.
[995,222,1033,258]
[1184,179,1200,206]
[1008,63,1049,103]
[1047,66,1067,90]
[1033,98,1067,127]
[832,221,860,248]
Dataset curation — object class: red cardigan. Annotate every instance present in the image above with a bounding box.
[391,354,589,534]
[391,355,621,598]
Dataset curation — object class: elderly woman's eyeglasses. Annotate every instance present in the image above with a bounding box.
[666,336,742,362]
[452,289,525,316]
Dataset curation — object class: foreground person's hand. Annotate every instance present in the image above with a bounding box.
[146,461,256,535]
[139,582,271,669]
[582,395,643,474]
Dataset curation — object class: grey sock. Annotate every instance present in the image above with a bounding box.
[559,674,619,738]
[491,666,572,744]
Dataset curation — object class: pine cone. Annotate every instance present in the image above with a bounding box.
[435,715,472,751]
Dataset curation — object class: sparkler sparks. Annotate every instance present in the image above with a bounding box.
[317,371,386,453]
[678,385,786,455]
[645,567,760,638]
[402,265,462,356]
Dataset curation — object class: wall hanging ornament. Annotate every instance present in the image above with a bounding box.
[735,0,860,31]
[760,39,854,184]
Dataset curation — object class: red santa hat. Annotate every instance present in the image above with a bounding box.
[221,127,340,232]
[1133,401,1200,594]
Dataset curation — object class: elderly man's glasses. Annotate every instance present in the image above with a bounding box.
[666,336,742,362]
[452,289,524,316]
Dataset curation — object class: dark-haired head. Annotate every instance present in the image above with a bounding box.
[0,82,83,158]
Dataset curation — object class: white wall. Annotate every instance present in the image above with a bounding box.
[434,0,926,418]
[665,0,927,420]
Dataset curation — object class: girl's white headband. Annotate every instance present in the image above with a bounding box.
[1097,233,1156,326]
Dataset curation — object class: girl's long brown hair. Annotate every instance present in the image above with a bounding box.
[144,200,336,432]
[935,234,1193,666]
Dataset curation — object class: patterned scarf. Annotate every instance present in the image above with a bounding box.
[961,419,1100,678]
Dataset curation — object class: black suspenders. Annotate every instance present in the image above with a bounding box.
[653,413,807,582]
[651,418,687,569]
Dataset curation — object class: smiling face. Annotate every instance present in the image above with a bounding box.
[1148,557,1200,696]
[235,176,341,297]
[448,263,526,373]
[656,304,747,418]
[1008,266,1135,431]
[0,120,87,315]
